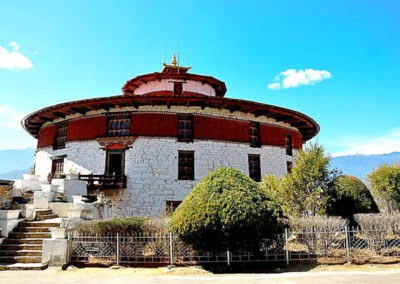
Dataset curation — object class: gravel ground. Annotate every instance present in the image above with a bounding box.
[1,264,400,284]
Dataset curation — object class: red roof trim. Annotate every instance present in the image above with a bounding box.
[22,94,319,141]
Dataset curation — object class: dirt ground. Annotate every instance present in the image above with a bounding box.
[1,264,400,283]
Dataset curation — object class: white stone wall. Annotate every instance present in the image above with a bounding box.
[133,79,216,97]
[34,138,296,217]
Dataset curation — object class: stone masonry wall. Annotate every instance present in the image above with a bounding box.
[35,138,296,217]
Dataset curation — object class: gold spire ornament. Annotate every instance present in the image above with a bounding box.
[171,54,177,66]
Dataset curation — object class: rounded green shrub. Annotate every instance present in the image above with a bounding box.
[327,175,379,222]
[170,168,284,252]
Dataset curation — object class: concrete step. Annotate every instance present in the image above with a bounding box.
[35,209,52,216]
[35,214,58,221]
[0,250,42,257]
[8,232,51,239]
[0,244,42,251]
[0,256,42,263]
[19,222,60,228]
[3,239,44,245]
[13,227,50,233]
[0,263,47,270]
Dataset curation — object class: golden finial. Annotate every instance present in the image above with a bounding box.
[171,54,177,66]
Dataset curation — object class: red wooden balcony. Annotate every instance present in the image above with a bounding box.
[78,174,127,191]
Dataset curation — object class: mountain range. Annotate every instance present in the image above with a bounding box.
[0,148,399,182]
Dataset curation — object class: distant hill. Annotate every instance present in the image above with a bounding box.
[0,148,35,180]
[330,152,400,182]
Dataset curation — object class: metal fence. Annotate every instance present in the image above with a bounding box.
[69,227,400,266]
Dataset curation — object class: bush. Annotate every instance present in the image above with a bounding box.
[354,213,400,234]
[73,217,147,234]
[170,167,285,252]
[263,143,339,217]
[367,163,400,213]
[289,216,348,232]
[327,175,379,223]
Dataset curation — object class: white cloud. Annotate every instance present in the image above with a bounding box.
[0,42,33,70]
[268,68,331,90]
[332,129,400,157]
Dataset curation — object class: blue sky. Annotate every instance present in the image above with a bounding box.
[0,1,399,156]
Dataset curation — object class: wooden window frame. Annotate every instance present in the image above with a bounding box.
[177,114,193,142]
[166,201,182,213]
[107,113,131,137]
[51,157,65,178]
[178,151,194,180]
[249,121,261,148]
[105,150,126,175]
[248,154,261,182]
[287,161,293,174]
[174,82,183,96]
[53,122,68,150]
[285,134,293,156]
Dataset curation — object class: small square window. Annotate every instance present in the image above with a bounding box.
[177,114,193,142]
[285,134,293,156]
[287,161,293,174]
[166,201,182,213]
[54,123,67,150]
[178,151,194,180]
[249,121,261,148]
[108,114,131,137]
[174,82,183,96]
[248,154,261,182]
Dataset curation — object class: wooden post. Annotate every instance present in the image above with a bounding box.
[285,228,289,265]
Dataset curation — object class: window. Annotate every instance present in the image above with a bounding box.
[248,154,261,182]
[108,115,130,137]
[105,150,125,175]
[285,134,293,156]
[166,201,182,213]
[287,161,293,174]
[54,123,67,149]
[51,157,64,178]
[249,121,261,147]
[178,151,194,180]
[174,82,183,95]
[177,114,193,142]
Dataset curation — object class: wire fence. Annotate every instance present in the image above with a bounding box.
[68,226,400,266]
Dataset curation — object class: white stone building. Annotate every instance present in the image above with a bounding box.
[22,56,319,216]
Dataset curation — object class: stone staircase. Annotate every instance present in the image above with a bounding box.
[0,209,60,270]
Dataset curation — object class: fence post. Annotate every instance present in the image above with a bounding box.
[116,233,120,266]
[169,232,174,266]
[227,249,231,266]
[285,228,289,265]
[67,231,71,263]
[344,226,350,263]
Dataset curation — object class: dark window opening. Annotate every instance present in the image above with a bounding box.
[54,123,67,150]
[177,114,193,142]
[51,158,64,178]
[248,154,261,182]
[166,201,182,213]
[285,134,293,156]
[105,150,125,175]
[249,121,261,148]
[108,115,131,137]
[178,151,194,180]
[287,161,293,174]
[174,82,183,96]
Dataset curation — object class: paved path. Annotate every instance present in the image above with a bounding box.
[1,267,400,284]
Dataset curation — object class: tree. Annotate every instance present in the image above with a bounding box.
[367,163,400,213]
[263,142,339,217]
[170,168,284,252]
[327,175,379,224]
